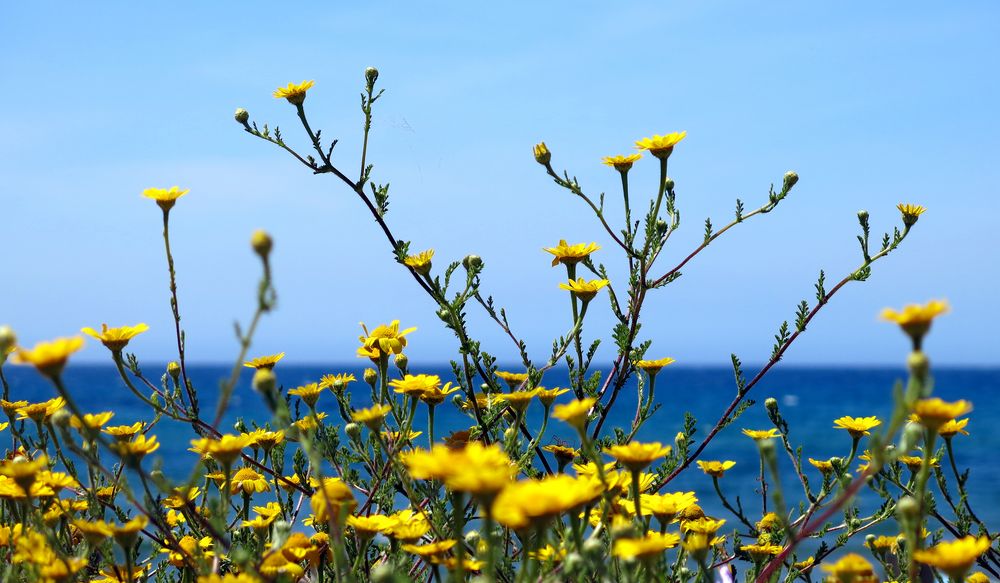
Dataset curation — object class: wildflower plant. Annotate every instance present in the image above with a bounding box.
[0,66,994,583]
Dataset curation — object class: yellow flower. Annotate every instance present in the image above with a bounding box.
[967,572,990,583]
[111,515,149,546]
[544,240,601,267]
[808,458,835,474]
[897,203,927,226]
[634,131,687,159]
[103,421,144,440]
[495,370,529,389]
[496,388,540,413]
[320,373,357,392]
[230,467,270,494]
[542,444,578,464]
[359,320,416,356]
[401,539,458,558]
[681,532,726,557]
[277,473,319,491]
[639,491,698,521]
[898,452,938,472]
[605,441,671,472]
[696,460,736,478]
[1,399,27,417]
[602,153,643,172]
[913,398,973,432]
[559,278,610,302]
[535,387,571,407]
[161,535,214,568]
[347,514,399,538]
[792,556,815,571]
[81,323,149,352]
[613,532,681,560]
[273,80,315,104]
[69,411,114,432]
[403,249,435,275]
[881,299,948,327]
[756,512,783,532]
[141,186,189,211]
[939,417,970,438]
[163,486,200,509]
[552,397,596,430]
[288,382,324,408]
[833,416,881,439]
[243,352,285,370]
[11,337,84,377]
[310,478,357,524]
[72,519,114,545]
[389,373,441,398]
[111,434,160,461]
[820,553,877,582]
[419,382,461,406]
[382,430,423,443]
[635,357,675,375]
[533,142,551,165]
[189,434,251,466]
[912,536,992,580]
[292,412,328,433]
[386,509,432,541]
[868,535,899,554]
[740,543,784,560]
[351,404,392,430]
[403,443,515,498]
[243,428,285,451]
[682,517,726,536]
[492,474,603,530]
[15,397,66,423]
[742,428,780,440]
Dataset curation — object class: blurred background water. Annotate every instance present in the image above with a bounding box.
[4,363,998,538]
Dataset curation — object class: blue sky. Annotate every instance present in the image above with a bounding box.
[2,2,998,366]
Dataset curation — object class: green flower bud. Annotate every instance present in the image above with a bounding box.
[899,422,923,453]
[0,325,16,359]
[251,229,273,260]
[765,397,778,414]
[345,423,362,440]
[167,361,181,381]
[907,351,930,381]
[533,142,551,165]
[783,171,799,191]
[462,254,483,271]
[234,108,250,124]
[365,67,379,86]
[394,353,408,373]
[896,495,919,519]
[664,177,675,191]
[865,534,877,547]
[857,210,869,222]
[464,529,480,546]
[50,408,71,428]
[252,368,277,395]
[363,368,378,387]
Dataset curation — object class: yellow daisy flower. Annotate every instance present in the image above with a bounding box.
[912,398,973,432]
[833,416,881,439]
[552,398,596,430]
[351,404,392,430]
[912,537,992,580]
[605,441,671,472]
[696,460,736,478]
[613,532,681,560]
[634,131,687,159]
[359,320,416,356]
[897,203,927,226]
[12,337,84,377]
[543,240,601,267]
[635,357,676,375]
[273,80,315,104]
[81,323,149,352]
[243,352,285,370]
[141,186,189,211]
[602,153,642,172]
[402,249,435,275]
[742,428,780,440]
[559,278,610,302]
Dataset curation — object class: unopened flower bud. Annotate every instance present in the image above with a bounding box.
[765,397,779,414]
[480,383,490,392]
[564,552,584,572]
[907,351,929,380]
[865,534,876,546]
[783,171,799,190]
[674,431,685,450]
[504,427,516,441]
[533,142,551,165]
[437,308,451,322]
[664,177,675,191]
[394,353,408,373]
[50,408,71,428]
[0,325,16,357]
[463,254,483,271]
[345,423,362,440]
[234,108,250,124]
[167,361,181,381]
[857,210,869,222]
[464,529,480,546]
[251,229,273,259]
[252,368,277,395]
[899,422,923,453]
[582,537,604,557]
[365,67,379,86]
[363,368,378,387]
[896,495,919,519]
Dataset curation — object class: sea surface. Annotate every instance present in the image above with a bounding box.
[4,363,999,537]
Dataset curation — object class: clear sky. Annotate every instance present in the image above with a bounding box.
[2,2,998,367]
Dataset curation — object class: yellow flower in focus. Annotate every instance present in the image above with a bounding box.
[81,323,149,352]
[938,417,970,438]
[292,413,328,433]
[103,421,144,440]
[418,382,461,406]
[230,467,270,494]
[696,460,736,478]
[868,535,898,554]
[244,428,285,451]
[552,398,596,430]
[820,553,877,582]
[602,153,643,172]
[141,186,189,211]
[403,443,515,498]
[792,556,815,571]
[111,434,160,461]
[387,509,432,542]
[382,430,423,443]
[634,131,687,159]
[288,382,324,408]
[681,532,726,556]
[161,535,213,568]
[683,517,726,536]
[912,536,992,580]
[635,357,676,376]
[897,203,927,226]
[69,412,114,432]
[742,428,780,440]
[273,80,315,104]
[347,514,398,539]
[496,388,540,413]
[189,434,251,466]
[351,404,392,431]
[495,370,529,389]
[15,397,66,423]
[359,320,416,356]
[833,416,881,439]
[912,398,973,432]
[492,474,603,530]
[243,352,285,370]
[755,512,783,532]
[544,240,601,267]
[740,543,784,560]
[389,374,441,398]
[320,373,357,393]
[613,532,681,560]
[605,441,671,472]
[535,387,571,407]
[559,278,609,302]
[639,491,698,521]
[808,457,835,474]
[403,249,435,275]
[162,486,200,510]
[12,337,84,377]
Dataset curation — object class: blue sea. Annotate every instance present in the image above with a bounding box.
[4,364,999,536]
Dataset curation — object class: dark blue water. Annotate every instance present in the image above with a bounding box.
[4,364,998,533]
